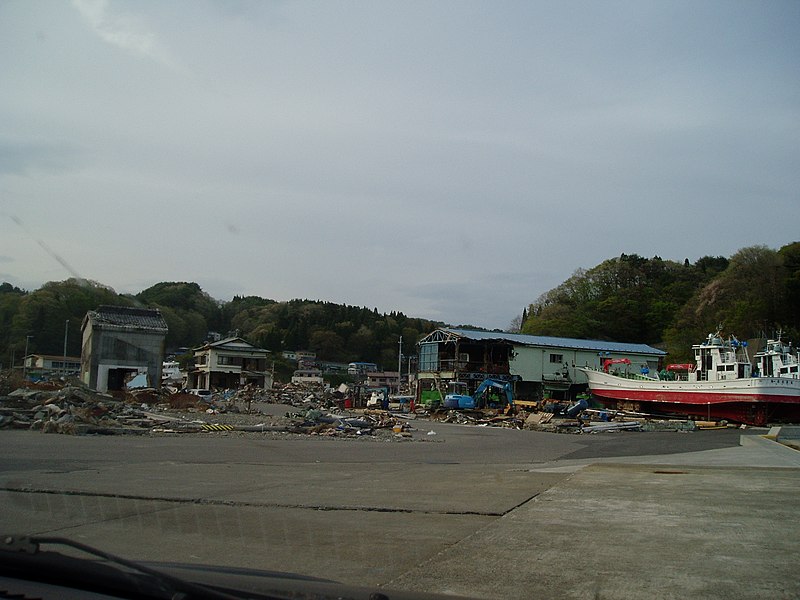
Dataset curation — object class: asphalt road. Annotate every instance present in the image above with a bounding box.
[1,422,795,599]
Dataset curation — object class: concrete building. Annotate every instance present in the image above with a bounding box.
[188,337,272,390]
[80,306,168,393]
[23,354,82,377]
[417,327,666,402]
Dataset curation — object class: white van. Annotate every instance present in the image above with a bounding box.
[187,389,212,401]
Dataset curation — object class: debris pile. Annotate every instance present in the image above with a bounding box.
[268,382,332,407]
[0,385,156,435]
[1,375,733,438]
[283,408,417,439]
[437,410,526,429]
[426,399,730,434]
[0,380,420,440]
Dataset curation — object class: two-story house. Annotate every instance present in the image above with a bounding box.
[188,337,272,390]
[366,371,401,394]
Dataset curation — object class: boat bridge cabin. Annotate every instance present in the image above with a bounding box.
[691,333,751,382]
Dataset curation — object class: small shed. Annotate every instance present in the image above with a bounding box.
[80,306,168,393]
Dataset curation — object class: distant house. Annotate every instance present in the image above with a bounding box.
[188,337,272,390]
[291,368,324,385]
[366,371,400,394]
[80,306,169,393]
[348,362,378,376]
[282,350,317,362]
[23,354,81,376]
[318,361,349,373]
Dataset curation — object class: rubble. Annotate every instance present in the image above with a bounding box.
[0,378,421,440]
[0,372,735,438]
[581,421,642,433]
[433,408,525,429]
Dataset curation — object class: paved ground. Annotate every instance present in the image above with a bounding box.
[390,436,800,599]
[1,419,797,599]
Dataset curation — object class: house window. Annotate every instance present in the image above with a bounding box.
[549,353,563,363]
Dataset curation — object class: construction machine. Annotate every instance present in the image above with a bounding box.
[443,378,513,410]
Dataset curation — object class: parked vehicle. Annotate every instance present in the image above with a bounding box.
[187,389,212,401]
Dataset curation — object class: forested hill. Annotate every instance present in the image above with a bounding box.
[2,242,798,369]
[0,281,441,370]
[519,243,800,361]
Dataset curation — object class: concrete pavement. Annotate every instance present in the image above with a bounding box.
[389,433,800,599]
[0,425,797,598]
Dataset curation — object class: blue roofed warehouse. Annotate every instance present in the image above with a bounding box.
[416,328,666,403]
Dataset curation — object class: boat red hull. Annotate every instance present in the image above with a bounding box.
[590,388,800,425]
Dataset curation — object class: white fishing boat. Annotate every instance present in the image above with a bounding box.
[579,331,800,425]
[161,360,186,387]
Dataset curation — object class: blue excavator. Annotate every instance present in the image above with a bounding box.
[443,378,514,410]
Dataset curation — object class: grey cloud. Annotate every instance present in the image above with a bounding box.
[0,140,81,176]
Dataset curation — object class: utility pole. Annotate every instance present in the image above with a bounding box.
[22,335,32,382]
[398,336,403,394]
[63,319,69,376]
[408,354,415,400]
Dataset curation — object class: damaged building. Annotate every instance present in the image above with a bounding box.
[23,354,82,378]
[188,337,273,391]
[417,327,665,402]
[80,306,168,393]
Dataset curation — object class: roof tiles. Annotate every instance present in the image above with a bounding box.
[444,328,666,356]
[89,305,168,331]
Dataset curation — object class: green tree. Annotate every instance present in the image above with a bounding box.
[777,242,800,338]
[8,279,127,358]
[663,246,788,361]
[137,282,222,349]
[309,329,346,360]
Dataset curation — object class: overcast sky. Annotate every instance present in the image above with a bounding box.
[2,1,798,329]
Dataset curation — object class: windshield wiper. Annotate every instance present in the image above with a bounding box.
[0,534,247,599]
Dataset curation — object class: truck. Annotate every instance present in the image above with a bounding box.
[443,378,513,410]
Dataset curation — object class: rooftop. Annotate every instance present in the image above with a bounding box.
[195,337,269,354]
[87,305,168,332]
[429,327,666,356]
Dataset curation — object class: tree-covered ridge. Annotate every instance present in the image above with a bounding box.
[521,243,800,362]
[227,298,436,366]
[2,242,798,370]
[1,278,130,365]
[521,254,728,342]
[663,244,800,360]
[0,280,442,370]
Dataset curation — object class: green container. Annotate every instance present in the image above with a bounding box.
[421,390,443,409]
